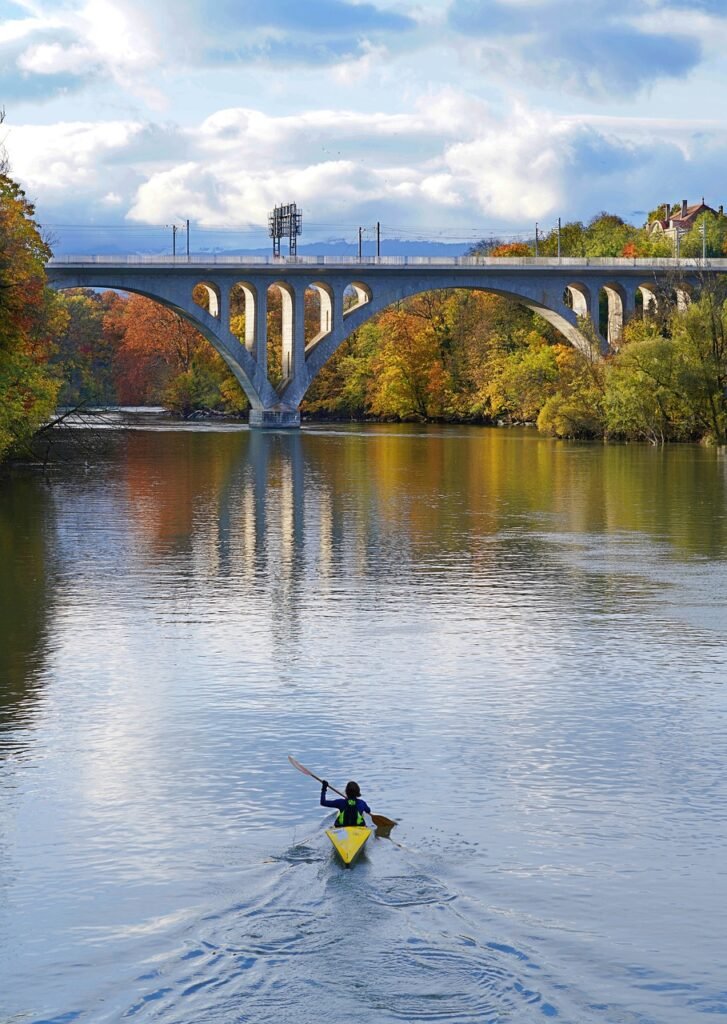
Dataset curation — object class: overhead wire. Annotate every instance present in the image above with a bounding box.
[43,220,533,240]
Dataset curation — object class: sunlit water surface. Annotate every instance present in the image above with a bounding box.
[1,421,726,1023]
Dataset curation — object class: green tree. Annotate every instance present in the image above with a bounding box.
[604,320,688,443]
[536,321,606,438]
[669,284,727,444]
[539,220,587,257]
[678,213,727,259]
[485,331,562,422]
[584,213,636,257]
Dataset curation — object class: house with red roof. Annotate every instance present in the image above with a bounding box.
[649,198,723,249]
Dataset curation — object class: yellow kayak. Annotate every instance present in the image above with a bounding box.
[325,826,372,867]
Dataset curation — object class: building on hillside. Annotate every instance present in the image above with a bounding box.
[648,198,723,250]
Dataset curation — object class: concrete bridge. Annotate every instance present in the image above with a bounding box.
[47,254,721,428]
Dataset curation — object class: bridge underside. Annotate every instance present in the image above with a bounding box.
[47,264,694,428]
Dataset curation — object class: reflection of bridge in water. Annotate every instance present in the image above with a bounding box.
[47,255,720,428]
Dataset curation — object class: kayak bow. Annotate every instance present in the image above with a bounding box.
[325,825,372,867]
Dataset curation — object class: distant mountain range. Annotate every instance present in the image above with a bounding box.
[205,239,476,258]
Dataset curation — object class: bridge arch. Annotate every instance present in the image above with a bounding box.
[50,279,202,326]
[301,281,332,349]
[600,282,627,348]
[639,282,658,316]
[48,279,276,411]
[564,282,591,319]
[193,281,221,319]
[289,281,597,411]
[637,281,692,320]
[268,281,297,382]
[230,280,258,351]
[345,281,372,317]
[676,284,692,311]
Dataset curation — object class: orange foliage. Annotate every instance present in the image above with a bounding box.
[368,307,451,420]
[109,294,213,404]
[490,242,532,257]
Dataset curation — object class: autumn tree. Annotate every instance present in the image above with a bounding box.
[302,324,377,418]
[0,151,67,459]
[367,306,453,420]
[489,242,532,258]
[53,289,117,405]
[110,294,247,417]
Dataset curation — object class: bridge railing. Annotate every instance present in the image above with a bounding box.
[47,254,727,269]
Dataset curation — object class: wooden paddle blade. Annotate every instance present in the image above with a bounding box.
[371,813,397,830]
[288,756,346,799]
[288,755,317,780]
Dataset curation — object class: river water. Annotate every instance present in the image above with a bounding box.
[1,421,726,1023]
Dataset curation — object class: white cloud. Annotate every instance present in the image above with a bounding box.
[331,40,389,84]
[6,120,145,191]
[121,99,727,229]
[0,15,53,45]
[446,0,715,99]
[0,0,163,102]
[17,41,97,74]
[419,172,463,206]
[79,0,156,69]
[6,91,727,240]
[626,6,727,56]
[444,106,570,219]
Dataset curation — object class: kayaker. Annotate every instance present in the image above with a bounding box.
[320,779,371,827]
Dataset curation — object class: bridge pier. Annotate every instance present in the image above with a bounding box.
[249,408,301,429]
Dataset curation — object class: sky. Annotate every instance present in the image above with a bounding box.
[2,0,727,252]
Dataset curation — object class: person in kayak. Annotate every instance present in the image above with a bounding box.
[320,779,371,827]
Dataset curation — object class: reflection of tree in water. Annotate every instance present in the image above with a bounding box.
[67,423,727,617]
[2,423,726,730]
[121,429,249,558]
[0,476,52,737]
[302,427,727,563]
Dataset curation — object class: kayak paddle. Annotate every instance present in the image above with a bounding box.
[288,755,397,830]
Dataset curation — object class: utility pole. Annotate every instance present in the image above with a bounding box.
[172,223,177,257]
[186,219,190,258]
[535,222,539,257]
[376,221,381,260]
[358,226,363,261]
[557,217,561,260]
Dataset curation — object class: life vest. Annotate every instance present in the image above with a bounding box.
[335,798,366,827]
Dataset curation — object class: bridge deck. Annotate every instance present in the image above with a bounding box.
[47,255,727,272]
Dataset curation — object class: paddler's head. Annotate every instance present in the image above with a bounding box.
[345,781,361,799]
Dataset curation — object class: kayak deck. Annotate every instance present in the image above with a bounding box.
[325,826,372,867]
